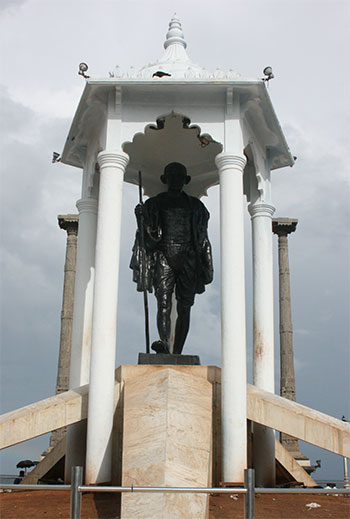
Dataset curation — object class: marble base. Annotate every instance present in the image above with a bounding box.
[138,353,201,365]
[120,367,212,519]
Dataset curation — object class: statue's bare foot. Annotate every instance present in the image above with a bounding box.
[151,340,170,354]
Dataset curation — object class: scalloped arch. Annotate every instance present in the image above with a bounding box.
[122,112,222,198]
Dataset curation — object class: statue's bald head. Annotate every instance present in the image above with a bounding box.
[161,162,191,188]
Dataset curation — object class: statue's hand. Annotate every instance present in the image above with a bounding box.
[201,240,214,284]
[135,203,144,218]
[135,203,145,226]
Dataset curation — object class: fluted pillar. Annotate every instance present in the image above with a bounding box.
[50,215,78,449]
[248,202,276,487]
[215,152,247,483]
[85,150,129,485]
[272,218,306,459]
[56,215,79,394]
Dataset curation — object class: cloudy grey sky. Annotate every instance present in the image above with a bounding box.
[0,0,349,480]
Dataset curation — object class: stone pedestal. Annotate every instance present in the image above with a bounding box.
[120,367,212,519]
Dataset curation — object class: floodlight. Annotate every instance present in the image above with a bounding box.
[263,66,274,81]
[78,63,89,78]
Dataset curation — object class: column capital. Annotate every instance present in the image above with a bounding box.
[215,152,247,173]
[248,202,275,219]
[97,150,129,170]
[76,198,98,215]
[57,214,79,234]
[272,218,298,236]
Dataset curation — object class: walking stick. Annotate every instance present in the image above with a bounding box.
[138,171,150,353]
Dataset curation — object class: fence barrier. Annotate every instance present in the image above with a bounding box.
[1,467,349,519]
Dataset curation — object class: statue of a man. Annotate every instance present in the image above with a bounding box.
[130,162,213,354]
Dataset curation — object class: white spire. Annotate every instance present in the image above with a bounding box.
[110,15,242,80]
[164,14,187,49]
[136,15,203,79]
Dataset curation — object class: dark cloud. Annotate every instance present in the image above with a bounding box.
[0,86,81,471]
[0,87,80,409]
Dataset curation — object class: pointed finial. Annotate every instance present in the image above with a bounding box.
[164,14,187,49]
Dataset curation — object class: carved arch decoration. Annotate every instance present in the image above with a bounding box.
[122,112,222,198]
[243,142,270,205]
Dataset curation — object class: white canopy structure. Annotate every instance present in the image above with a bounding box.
[61,15,294,486]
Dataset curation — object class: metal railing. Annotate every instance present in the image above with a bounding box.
[1,467,349,519]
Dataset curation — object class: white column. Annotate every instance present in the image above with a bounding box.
[85,150,129,485]
[215,152,247,483]
[65,198,97,482]
[248,201,276,487]
[69,199,98,387]
[249,202,275,389]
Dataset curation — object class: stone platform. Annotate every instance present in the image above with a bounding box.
[3,364,346,498]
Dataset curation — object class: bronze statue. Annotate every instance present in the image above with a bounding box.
[130,162,213,354]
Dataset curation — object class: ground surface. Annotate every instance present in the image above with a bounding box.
[0,490,349,518]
